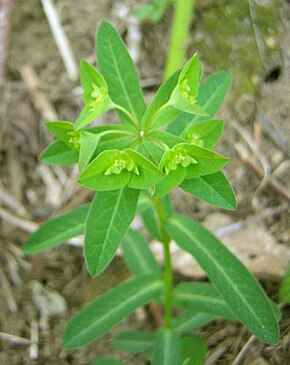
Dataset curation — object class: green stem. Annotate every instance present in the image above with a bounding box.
[152,197,173,328]
[114,103,140,129]
[164,0,196,80]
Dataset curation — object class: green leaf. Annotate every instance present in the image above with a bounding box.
[173,282,236,320]
[63,274,164,349]
[166,214,279,344]
[180,171,237,210]
[154,166,186,197]
[279,264,290,304]
[112,330,153,353]
[173,310,215,336]
[181,335,207,365]
[142,70,181,129]
[75,59,114,130]
[152,329,181,365]
[92,359,124,365]
[168,71,232,136]
[79,59,108,105]
[45,121,74,144]
[41,140,78,165]
[97,21,146,125]
[183,119,224,149]
[78,131,100,172]
[154,144,229,197]
[169,54,207,117]
[121,229,161,276]
[23,204,89,254]
[84,188,139,277]
[196,71,232,118]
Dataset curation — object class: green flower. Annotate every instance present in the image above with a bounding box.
[78,149,163,191]
[168,54,207,116]
[74,59,114,130]
[67,131,81,150]
[154,143,229,197]
[161,145,198,174]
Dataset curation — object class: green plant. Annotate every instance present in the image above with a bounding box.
[134,0,175,23]
[164,0,196,80]
[24,21,280,364]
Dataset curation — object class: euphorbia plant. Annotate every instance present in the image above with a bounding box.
[24,21,280,364]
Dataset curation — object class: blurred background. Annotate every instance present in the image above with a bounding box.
[0,0,290,364]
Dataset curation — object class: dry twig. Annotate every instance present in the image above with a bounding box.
[0,332,31,346]
[41,0,78,81]
[29,320,39,360]
[19,65,58,121]
[232,335,256,365]
[0,266,17,312]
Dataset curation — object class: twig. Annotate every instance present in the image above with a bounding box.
[41,0,78,81]
[19,65,58,120]
[4,251,22,287]
[215,203,289,238]
[0,206,83,247]
[0,332,31,346]
[29,320,39,360]
[0,266,17,312]
[0,207,38,232]
[0,181,28,216]
[38,165,63,208]
[204,343,230,365]
[60,165,79,205]
[234,142,290,201]
[231,120,271,177]
[0,0,13,86]
[232,335,256,365]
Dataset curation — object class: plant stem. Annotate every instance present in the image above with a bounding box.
[164,0,195,80]
[152,197,173,328]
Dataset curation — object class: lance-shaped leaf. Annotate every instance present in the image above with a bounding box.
[180,171,237,210]
[97,21,146,125]
[112,330,153,353]
[152,329,181,365]
[75,59,114,130]
[84,187,139,277]
[173,310,215,335]
[183,119,224,148]
[168,54,207,117]
[41,140,78,165]
[142,70,181,130]
[166,214,279,344]
[168,71,232,136]
[45,121,74,144]
[63,274,165,348]
[181,335,207,365]
[154,143,229,197]
[173,282,236,319]
[78,148,163,191]
[23,204,90,254]
[78,131,100,172]
[121,229,161,276]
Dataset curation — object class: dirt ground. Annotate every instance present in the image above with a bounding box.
[0,0,290,364]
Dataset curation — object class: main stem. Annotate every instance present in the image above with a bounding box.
[152,197,173,328]
[163,0,195,80]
